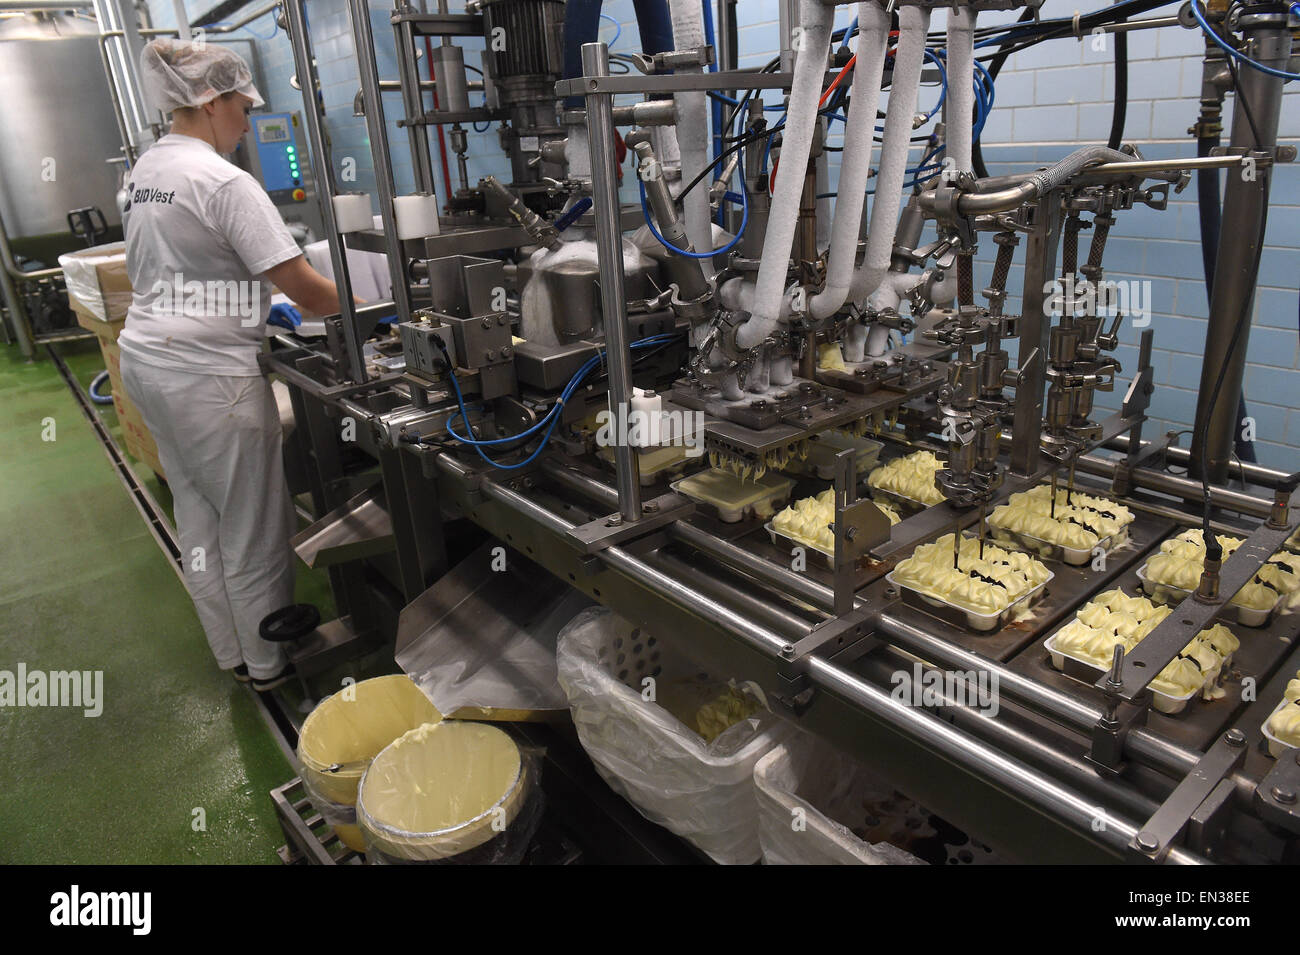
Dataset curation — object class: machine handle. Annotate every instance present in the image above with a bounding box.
[67,206,109,246]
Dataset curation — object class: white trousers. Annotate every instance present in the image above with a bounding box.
[120,353,295,679]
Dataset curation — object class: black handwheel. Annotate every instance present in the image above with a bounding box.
[259,603,321,643]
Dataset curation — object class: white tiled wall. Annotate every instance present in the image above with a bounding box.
[145,0,1298,469]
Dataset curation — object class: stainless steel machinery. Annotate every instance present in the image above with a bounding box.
[261,0,1300,864]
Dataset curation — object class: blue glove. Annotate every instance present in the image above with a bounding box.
[268,303,302,330]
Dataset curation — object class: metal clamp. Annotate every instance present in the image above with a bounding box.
[1254,747,1300,835]
[622,44,716,75]
[1128,729,1248,862]
[565,491,694,554]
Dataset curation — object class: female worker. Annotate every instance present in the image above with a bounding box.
[119,39,341,691]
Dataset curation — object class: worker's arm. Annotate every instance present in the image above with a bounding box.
[265,255,345,318]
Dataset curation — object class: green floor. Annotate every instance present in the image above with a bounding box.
[0,338,298,864]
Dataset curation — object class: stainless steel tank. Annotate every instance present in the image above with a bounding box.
[0,14,126,246]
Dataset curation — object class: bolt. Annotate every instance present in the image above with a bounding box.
[501,345,512,357]
[845,526,857,541]
[799,381,814,394]
[481,317,492,329]
[1272,785,1296,805]
[751,399,767,410]
[644,500,659,513]
[1134,831,1159,853]
[781,643,795,657]
[607,514,623,527]
[1224,729,1246,747]
[484,350,495,361]
[884,587,898,598]
[799,404,811,419]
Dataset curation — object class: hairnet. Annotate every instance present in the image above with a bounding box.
[140,37,265,113]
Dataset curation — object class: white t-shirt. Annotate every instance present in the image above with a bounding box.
[119,133,302,377]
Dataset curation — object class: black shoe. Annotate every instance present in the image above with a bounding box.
[233,665,251,683]
[252,663,296,693]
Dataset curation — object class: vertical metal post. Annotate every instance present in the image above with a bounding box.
[1191,18,1291,482]
[1010,196,1062,476]
[0,211,33,359]
[582,42,641,521]
[349,0,416,327]
[283,0,367,383]
[393,0,436,194]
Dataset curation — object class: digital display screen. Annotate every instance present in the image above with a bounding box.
[256,118,290,143]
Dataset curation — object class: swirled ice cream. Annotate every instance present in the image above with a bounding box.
[892,533,1050,614]
[868,450,946,506]
[772,489,899,553]
[1146,529,1299,611]
[989,484,1133,550]
[1053,589,1240,699]
[1268,701,1300,748]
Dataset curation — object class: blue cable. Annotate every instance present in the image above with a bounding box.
[599,13,622,49]
[1190,0,1300,81]
[639,178,749,258]
[442,335,682,470]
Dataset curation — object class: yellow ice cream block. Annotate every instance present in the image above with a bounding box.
[358,720,530,861]
[672,468,795,522]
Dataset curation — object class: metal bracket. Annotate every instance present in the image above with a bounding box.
[773,607,879,717]
[1254,746,1300,834]
[1128,729,1248,862]
[829,448,892,615]
[1098,513,1300,701]
[1087,695,1151,777]
[565,492,694,554]
[621,44,716,74]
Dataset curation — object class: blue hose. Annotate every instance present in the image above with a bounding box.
[89,370,113,405]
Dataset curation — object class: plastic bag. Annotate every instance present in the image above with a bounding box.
[357,721,542,864]
[754,733,925,865]
[555,607,788,865]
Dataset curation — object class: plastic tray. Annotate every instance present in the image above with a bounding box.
[869,485,941,513]
[764,521,834,569]
[597,444,689,487]
[884,566,1053,633]
[1262,699,1299,758]
[1135,564,1279,628]
[1043,633,1197,715]
[788,435,884,481]
[989,525,1127,567]
[670,470,795,524]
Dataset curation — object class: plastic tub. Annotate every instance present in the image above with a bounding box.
[1136,564,1278,628]
[555,607,789,865]
[753,737,923,865]
[886,568,1053,633]
[671,469,795,523]
[357,721,540,864]
[296,674,441,852]
[1043,633,1197,715]
[764,520,834,568]
[1262,699,1299,758]
[989,525,1128,567]
[597,443,688,486]
[788,434,884,481]
[870,486,935,513]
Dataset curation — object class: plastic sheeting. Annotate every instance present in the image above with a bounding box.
[753,734,925,866]
[357,721,541,864]
[58,242,131,323]
[555,607,789,865]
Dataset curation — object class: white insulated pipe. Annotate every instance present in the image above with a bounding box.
[946,6,976,177]
[808,2,889,322]
[734,0,833,351]
[668,0,715,276]
[851,4,931,309]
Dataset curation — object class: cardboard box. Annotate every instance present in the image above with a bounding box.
[59,242,132,326]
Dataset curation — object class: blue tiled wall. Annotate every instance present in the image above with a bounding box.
[154,0,1297,468]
